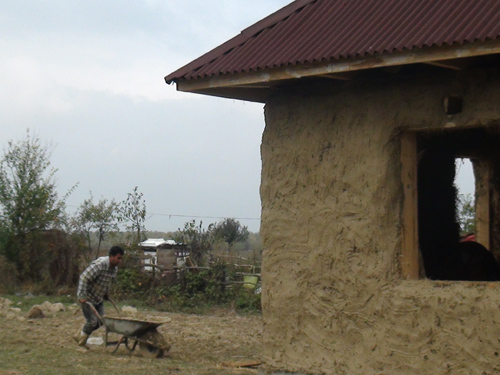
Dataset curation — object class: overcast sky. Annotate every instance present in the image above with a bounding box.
[0,1,475,235]
[1,0,292,234]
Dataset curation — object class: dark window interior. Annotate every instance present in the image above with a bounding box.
[417,127,500,281]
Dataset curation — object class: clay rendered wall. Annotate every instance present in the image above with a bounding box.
[260,69,500,374]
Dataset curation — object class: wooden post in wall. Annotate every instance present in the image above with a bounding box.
[400,132,419,279]
[474,159,490,249]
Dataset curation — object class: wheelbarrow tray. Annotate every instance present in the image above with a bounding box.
[101,316,170,357]
[102,316,163,337]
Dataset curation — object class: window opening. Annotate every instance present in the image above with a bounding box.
[415,128,500,281]
[456,158,475,238]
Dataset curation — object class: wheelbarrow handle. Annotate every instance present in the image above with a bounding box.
[107,297,120,315]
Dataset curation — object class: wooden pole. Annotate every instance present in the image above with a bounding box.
[400,132,419,279]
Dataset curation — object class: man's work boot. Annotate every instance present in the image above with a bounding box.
[73,331,90,349]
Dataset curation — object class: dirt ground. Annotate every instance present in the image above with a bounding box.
[0,297,263,375]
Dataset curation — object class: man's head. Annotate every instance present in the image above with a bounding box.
[109,246,124,268]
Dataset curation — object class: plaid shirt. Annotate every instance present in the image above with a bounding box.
[77,256,117,304]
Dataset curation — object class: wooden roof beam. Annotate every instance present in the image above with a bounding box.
[425,58,471,70]
[174,40,500,93]
[318,72,354,81]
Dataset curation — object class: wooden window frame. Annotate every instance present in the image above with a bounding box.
[400,129,492,280]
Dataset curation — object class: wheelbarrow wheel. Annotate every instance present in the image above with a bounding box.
[138,330,169,359]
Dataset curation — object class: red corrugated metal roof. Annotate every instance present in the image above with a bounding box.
[165,0,500,84]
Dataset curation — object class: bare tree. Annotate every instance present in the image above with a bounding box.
[117,186,147,245]
[74,193,119,260]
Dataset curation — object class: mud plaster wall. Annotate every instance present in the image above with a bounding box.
[260,68,500,375]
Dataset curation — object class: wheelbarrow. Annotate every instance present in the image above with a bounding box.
[86,302,170,358]
[103,316,170,358]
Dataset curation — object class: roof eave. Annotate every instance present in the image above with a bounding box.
[169,39,500,102]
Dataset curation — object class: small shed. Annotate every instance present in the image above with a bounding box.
[139,238,186,270]
[166,1,500,373]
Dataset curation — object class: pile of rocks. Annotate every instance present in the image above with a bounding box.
[0,297,24,322]
[0,297,71,320]
[0,297,13,314]
[28,301,67,318]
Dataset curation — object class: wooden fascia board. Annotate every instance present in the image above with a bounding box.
[192,87,272,103]
[175,40,500,93]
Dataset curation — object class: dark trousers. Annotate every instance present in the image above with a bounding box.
[81,301,104,335]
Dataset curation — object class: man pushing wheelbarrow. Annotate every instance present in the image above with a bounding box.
[74,246,124,349]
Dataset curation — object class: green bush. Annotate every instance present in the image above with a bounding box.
[235,289,261,312]
[110,255,261,314]
[115,268,142,293]
[156,266,228,312]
